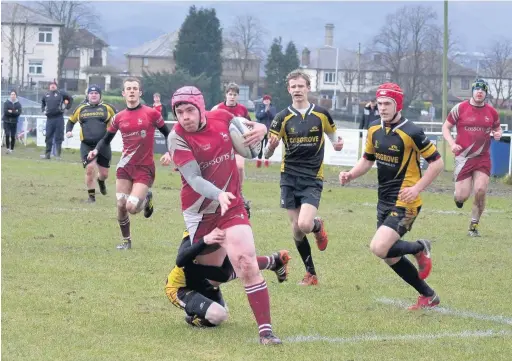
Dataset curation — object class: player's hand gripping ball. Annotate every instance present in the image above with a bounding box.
[229,117,262,159]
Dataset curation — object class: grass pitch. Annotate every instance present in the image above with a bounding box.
[2,146,511,361]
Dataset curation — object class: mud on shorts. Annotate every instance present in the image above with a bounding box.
[116,163,156,187]
[280,172,323,210]
[81,142,111,168]
[181,203,250,255]
[454,155,491,182]
[377,202,422,237]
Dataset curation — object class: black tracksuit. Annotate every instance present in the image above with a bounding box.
[2,99,22,150]
[41,90,73,157]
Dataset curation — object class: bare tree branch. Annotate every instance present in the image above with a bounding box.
[481,39,512,108]
[33,1,101,85]
[226,15,266,84]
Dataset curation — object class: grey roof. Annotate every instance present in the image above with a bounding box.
[1,2,62,27]
[125,31,260,60]
[125,32,179,57]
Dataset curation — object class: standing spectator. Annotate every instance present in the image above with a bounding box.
[359,98,380,131]
[40,82,73,159]
[255,94,276,167]
[153,93,168,120]
[2,90,22,154]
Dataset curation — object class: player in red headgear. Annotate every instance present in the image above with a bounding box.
[339,82,445,310]
[168,86,282,345]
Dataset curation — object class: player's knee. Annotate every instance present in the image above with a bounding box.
[99,169,108,180]
[85,164,95,177]
[236,253,258,278]
[297,219,313,234]
[126,195,141,214]
[116,193,128,211]
[474,185,487,198]
[370,241,388,259]
[205,303,228,325]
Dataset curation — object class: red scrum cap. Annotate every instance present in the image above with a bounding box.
[376,83,403,113]
[171,86,206,120]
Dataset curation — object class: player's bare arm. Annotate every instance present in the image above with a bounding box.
[339,157,374,185]
[326,131,344,151]
[88,130,116,160]
[442,121,462,154]
[398,157,444,203]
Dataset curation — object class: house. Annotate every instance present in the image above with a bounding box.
[124,31,262,98]
[1,2,62,88]
[301,24,476,110]
[60,29,113,92]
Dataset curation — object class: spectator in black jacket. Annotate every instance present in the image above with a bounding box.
[2,90,22,153]
[359,98,380,131]
[40,82,73,159]
[255,94,276,167]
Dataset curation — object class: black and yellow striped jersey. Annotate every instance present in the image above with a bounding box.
[68,102,116,144]
[269,104,337,180]
[363,117,440,208]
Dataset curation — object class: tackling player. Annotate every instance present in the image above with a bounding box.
[88,77,172,250]
[442,79,502,236]
[165,228,290,328]
[340,83,443,310]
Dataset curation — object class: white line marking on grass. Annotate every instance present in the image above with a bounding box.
[282,330,512,344]
[377,297,512,326]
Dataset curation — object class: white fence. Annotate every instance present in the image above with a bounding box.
[6,116,511,176]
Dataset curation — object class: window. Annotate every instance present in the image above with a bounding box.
[461,78,470,90]
[447,77,452,90]
[324,72,336,84]
[142,57,149,66]
[38,27,53,43]
[68,49,80,57]
[29,60,43,74]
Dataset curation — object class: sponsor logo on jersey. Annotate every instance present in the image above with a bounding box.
[199,151,231,170]
[388,144,400,152]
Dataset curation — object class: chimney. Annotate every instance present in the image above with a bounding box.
[324,23,334,47]
[301,47,311,67]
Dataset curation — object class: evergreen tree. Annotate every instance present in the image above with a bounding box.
[264,37,287,111]
[283,41,300,75]
[174,6,223,108]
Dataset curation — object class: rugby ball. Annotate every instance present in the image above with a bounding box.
[229,117,262,159]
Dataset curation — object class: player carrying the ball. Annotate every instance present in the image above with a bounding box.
[339,83,443,310]
[168,86,282,345]
[265,69,344,286]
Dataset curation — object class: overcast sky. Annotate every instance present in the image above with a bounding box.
[90,0,512,54]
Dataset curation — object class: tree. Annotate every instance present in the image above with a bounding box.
[482,39,512,108]
[34,1,101,86]
[141,69,211,116]
[227,15,266,84]
[373,5,441,107]
[1,3,37,87]
[283,41,300,74]
[174,6,223,108]
[264,38,286,110]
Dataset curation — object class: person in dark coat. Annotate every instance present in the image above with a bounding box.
[40,82,73,159]
[2,89,22,153]
[359,98,380,131]
[255,94,276,167]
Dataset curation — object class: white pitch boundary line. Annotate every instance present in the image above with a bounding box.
[377,297,512,326]
[282,329,512,344]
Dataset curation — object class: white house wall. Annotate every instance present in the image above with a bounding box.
[1,24,59,85]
